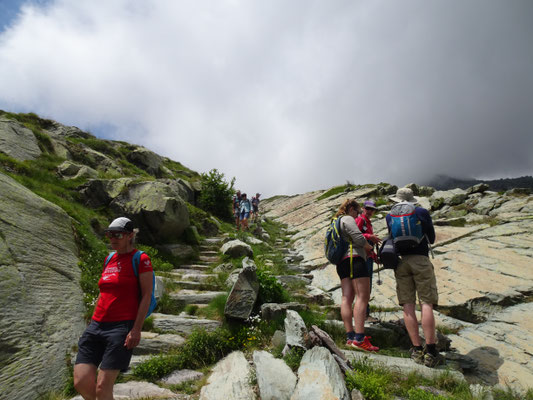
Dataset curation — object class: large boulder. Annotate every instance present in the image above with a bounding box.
[57,160,98,180]
[291,346,350,400]
[0,172,85,400]
[253,350,297,400]
[224,260,259,320]
[220,239,253,258]
[285,310,308,349]
[78,178,134,208]
[109,181,190,244]
[0,117,42,161]
[199,351,255,400]
[126,147,163,176]
[430,189,467,209]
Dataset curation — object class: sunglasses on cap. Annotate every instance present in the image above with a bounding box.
[105,231,130,239]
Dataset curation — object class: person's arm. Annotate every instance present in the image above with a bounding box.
[342,216,371,250]
[124,271,152,349]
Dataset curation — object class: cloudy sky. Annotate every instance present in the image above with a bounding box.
[1,1,532,197]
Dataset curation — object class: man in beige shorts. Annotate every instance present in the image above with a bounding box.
[386,188,443,367]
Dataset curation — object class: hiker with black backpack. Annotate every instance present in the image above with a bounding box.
[328,199,378,352]
[386,188,444,367]
[74,217,155,400]
[233,190,242,230]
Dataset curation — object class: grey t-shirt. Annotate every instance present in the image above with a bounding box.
[340,215,368,261]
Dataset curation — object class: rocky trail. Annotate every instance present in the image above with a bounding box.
[70,220,495,400]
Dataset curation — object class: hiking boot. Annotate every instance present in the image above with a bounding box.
[423,352,445,368]
[348,336,379,352]
[409,347,425,365]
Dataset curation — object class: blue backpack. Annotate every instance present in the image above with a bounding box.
[324,217,349,265]
[104,250,157,318]
[389,203,424,252]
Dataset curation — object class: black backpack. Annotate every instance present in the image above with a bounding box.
[378,236,399,270]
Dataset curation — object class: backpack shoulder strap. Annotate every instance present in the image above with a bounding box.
[103,251,117,270]
[131,250,144,277]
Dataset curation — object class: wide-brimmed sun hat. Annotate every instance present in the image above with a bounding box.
[105,217,135,232]
[389,188,420,204]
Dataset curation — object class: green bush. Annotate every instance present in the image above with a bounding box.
[283,347,306,371]
[134,327,243,380]
[198,168,235,221]
[407,388,449,400]
[345,369,391,400]
[256,268,290,305]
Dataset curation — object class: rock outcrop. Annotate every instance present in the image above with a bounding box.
[0,117,42,161]
[0,172,85,400]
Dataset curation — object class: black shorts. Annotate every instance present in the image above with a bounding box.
[336,257,369,280]
[75,320,134,372]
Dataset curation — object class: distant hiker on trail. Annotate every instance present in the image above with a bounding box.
[239,193,253,231]
[251,193,261,223]
[386,187,443,367]
[233,190,242,230]
[333,199,378,352]
[355,199,382,322]
[74,217,154,399]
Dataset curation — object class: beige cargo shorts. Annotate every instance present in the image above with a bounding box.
[394,254,438,305]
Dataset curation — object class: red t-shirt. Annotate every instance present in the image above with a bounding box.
[92,250,153,322]
[355,214,377,260]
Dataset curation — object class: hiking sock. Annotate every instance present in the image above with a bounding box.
[426,343,438,356]
[346,331,356,341]
[354,333,365,342]
[413,345,424,352]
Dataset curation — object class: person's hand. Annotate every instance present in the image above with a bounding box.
[124,328,141,349]
[370,235,382,245]
[364,242,373,252]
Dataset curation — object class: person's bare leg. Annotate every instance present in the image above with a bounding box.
[403,303,422,346]
[420,303,436,344]
[353,277,370,334]
[340,278,355,334]
[95,369,120,400]
[73,363,97,400]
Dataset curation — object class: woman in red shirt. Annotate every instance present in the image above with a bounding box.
[74,217,153,400]
[355,200,382,321]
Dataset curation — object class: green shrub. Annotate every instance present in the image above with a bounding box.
[256,268,290,305]
[184,304,199,315]
[197,293,228,320]
[142,316,154,331]
[283,347,306,371]
[198,168,235,221]
[155,293,182,315]
[133,327,242,380]
[345,369,391,400]
[407,388,449,400]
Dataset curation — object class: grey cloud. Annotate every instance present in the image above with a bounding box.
[0,0,531,197]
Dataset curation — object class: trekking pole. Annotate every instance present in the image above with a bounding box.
[425,234,435,259]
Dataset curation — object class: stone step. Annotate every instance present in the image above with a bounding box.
[203,237,226,245]
[199,255,219,263]
[343,350,465,382]
[151,312,222,335]
[169,289,227,305]
[176,264,210,271]
[171,281,220,291]
[168,271,216,281]
[133,332,186,355]
[200,250,219,257]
